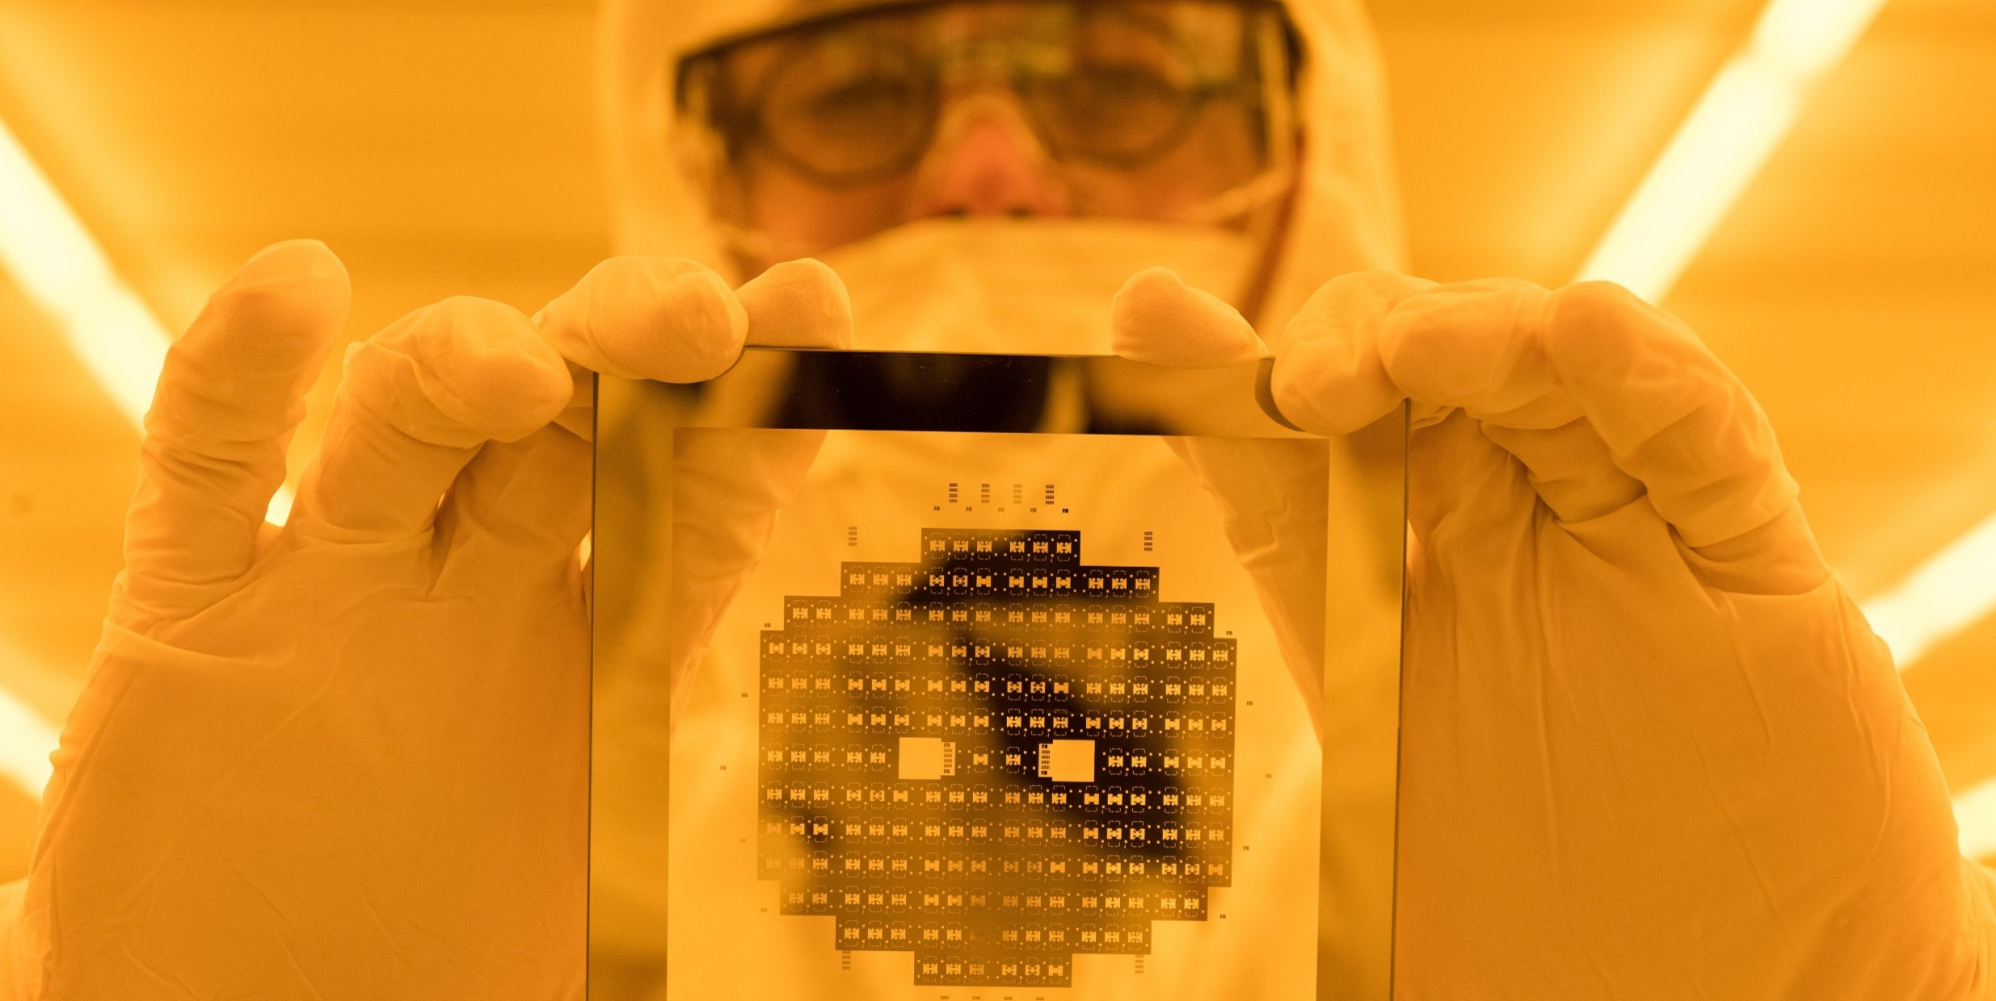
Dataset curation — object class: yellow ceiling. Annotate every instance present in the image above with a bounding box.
[0,0,1992,875]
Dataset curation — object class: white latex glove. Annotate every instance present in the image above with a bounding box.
[1115,269,1996,997]
[0,241,848,999]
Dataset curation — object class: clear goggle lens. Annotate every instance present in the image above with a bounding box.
[678,0,1297,190]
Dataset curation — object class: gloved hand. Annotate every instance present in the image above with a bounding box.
[1116,270,1996,997]
[0,241,849,999]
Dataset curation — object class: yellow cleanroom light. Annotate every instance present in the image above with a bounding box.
[1953,777,1996,862]
[0,115,168,423]
[0,662,59,801]
[1863,510,1996,670]
[0,114,295,525]
[1574,0,1891,302]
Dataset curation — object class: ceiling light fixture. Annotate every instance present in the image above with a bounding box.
[1952,774,1996,862]
[1866,511,1996,670]
[1574,0,1891,302]
[0,114,294,524]
[0,668,58,801]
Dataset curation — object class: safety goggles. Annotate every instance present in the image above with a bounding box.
[675,0,1299,195]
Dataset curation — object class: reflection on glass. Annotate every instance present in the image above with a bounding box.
[592,359,1402,1001]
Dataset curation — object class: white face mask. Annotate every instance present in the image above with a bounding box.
[816,216,1257,355]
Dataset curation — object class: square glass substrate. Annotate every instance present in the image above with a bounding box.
[652,428,1334,1000]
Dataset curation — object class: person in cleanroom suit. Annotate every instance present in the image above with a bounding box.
[3,0,1991,997]
[589,2,1407,996]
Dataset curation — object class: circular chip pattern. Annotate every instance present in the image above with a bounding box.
[758,529,1237,988]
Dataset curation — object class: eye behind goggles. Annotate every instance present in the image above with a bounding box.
[675,0,1303,190]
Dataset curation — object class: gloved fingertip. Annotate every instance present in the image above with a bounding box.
[162,240,352,427]
[1110,267,1263,368]
[1268,336,1404,435]
[609,260,747,383]
[209,240,350,341]
[540,257,747,384]
[449,341,573,445]
[1376,278,1550,409]
[223,238,349,293]
[1263,273,1424,434]
[1409,401,1452,429]
[376,297,573,444]
[655,267,749,381]
[739,258,853,350]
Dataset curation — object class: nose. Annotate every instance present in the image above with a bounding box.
[914,109,1071,219]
